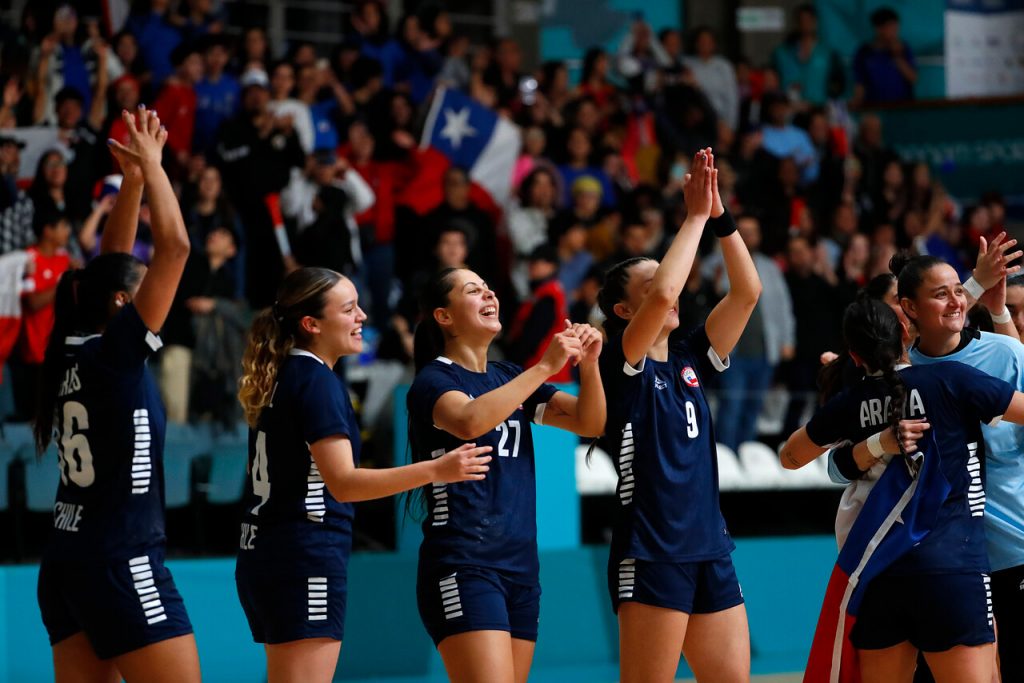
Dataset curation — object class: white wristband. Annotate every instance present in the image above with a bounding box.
[867,431,887,458]
[963,276,985,300]
[992,307,1012,324]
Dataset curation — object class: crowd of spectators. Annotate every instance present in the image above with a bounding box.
[0,1,1013,455]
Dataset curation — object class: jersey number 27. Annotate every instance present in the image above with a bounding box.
[496,420,522,458]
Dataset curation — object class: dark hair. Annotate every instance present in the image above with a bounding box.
[34,253,145,453]
[412,267,463,373]
[518,166,559,208]
[30,149,65,199]
[581,48,606,84]
[794,3,816,19]
[238,267,344,427]
[890,252,945,310]
[1007,274,1024,290]
[597,257,653,337]
[871,7,899,27]
[843,298,907,435]
[32,206,68,239]
[862,272,897,302]
[687,26,716,54]
[818,272,898,403]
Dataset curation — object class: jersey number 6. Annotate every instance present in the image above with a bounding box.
[58,401,95,487]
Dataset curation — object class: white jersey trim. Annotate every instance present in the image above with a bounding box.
[131,409,152,495]
[308,577,328,621]
[129,554,167,624]
[289,348,326,365]
[430,448,450,526]
[64,334,102,346]
[534,402,547,425]
[622,357,646,377]
[707,346,730,372]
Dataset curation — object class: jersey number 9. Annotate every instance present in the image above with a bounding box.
[59,401,95,487]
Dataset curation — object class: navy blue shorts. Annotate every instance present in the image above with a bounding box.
[37,548,193,660]
[417,566,541,646]
[608,554,744,615]
[851,572,995,652]
[235,558,347,644]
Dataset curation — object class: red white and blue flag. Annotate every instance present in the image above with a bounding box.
[417,87,519,208]
[803,433,949,683]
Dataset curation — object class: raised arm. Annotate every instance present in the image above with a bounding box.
[536,322,606,437]
[87,41,110,132]
[621,149,712,366]
[704,171,761,359]
[312,439,491,503]
[110,109,190,332]
[970,234,1022,341]
[433,331,582,440]
[102,108,147,255]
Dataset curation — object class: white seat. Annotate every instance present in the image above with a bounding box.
[715,443,746,491]
[738,441,786,490]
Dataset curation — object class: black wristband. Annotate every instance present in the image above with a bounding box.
[709,210,737,238]
[833,443,867,481]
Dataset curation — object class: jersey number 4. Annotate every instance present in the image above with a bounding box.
[250,431,271,515]
[496,420,522,458]
[58,401,95,487]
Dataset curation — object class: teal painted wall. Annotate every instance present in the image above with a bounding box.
[0,537,836,682]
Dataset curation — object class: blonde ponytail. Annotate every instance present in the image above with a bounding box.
[238,308,295,427]
[237,267,344,428]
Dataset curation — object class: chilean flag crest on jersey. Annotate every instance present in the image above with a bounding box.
[803,432,948,683]
[681,366,699,387]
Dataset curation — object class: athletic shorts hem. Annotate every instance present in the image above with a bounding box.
[431,623,522,648]
[615,592,744,616]
[95,626,195,660]
[258,628,345,646]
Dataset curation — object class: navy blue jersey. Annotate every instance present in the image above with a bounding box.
[407,357,558,581]
[47,304,168,562]
[238,349,360,574]
[601,326,733,562]
[806,362,1014,575]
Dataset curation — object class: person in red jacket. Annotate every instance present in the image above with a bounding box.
[339,120,397,327]
[154,42,203,175]
[12,207,72,419]
[507,245,571,382]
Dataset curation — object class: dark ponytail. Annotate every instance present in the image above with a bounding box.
[597,256,652,338]
[34,271,79,454]
[404,267,464,522]
[842,298,907,435]
[34,253,145,454]
[412,267,462,373]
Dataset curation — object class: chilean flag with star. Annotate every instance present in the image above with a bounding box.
[419,87,520,207]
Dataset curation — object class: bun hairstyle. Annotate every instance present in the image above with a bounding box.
[238,267,343,427]
[842,298,907,436]
[34,253,144,454]
[596,257,654,337]
[889,251,945,307]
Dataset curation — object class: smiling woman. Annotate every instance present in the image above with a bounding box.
[895,252,1024,681]
[233,267,494,683]
[407,266,606,683]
